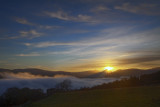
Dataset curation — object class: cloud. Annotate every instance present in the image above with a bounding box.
[19,30,43,39]
[44,10,70,21]
[71,63,105,69]
[43,8,124,24]
[0,72,118,95]
[23,41,108,48]
[78,0,119,3]
[22,26,143,48]
[44,8,130,24]
[15,17,60,30]
[49,45,117,56]
[16,52,40,56]
[44,10,95,22]
[0,30,44,39]
[22,26,160,59]
[39,25,60,29]
[115,3,160,15]
[21,27,160,63]
[91,5,111,13]
[21,26,160,71]
[24,40,109,48]
[117,55,160,65]
[15,17,35,26]
[24,42,76,48]
[65,29,90,34]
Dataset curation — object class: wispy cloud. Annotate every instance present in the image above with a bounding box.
[23,26,144,48]
[23,27,160,55]
[78,0,118,3]
[23,40,110,48]
[39,25,60,29]
[5,30,44,39]
[48,45,118,58]
[71,63,105,69]
[91,5,111,13]
[117,55,160,65]
[115,3,160,15]
[24,41,76,48]
[44,10,96,22]
[15,17,60,29]
[19,30,43,39]
[8,29,44,39]
[15,17,35,26]
[22,26,160,71]
[16,52,40,56]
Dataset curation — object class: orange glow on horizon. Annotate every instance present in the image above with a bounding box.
[104,66,115,72]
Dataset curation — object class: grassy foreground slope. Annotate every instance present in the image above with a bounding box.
[27,86,160,107]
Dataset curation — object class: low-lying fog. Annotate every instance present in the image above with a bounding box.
[0,72,121,95]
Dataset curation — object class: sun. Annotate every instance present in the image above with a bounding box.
[104,66,114,71]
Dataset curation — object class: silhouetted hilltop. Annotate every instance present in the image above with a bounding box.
[0,67,160,78]
[0,68,97,78]
[91,70,160,89]
[13,68,72,76]
[87,71,107,78]
[107,67,160,77]
[86,67,160,78]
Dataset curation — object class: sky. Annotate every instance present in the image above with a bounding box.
[0,0,160,72]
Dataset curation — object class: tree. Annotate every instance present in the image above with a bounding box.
[55,79,72,91]
[0,87,45,106]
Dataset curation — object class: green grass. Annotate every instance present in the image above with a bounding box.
[26,86,160,107]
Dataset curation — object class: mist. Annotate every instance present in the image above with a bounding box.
[0,72,120,95]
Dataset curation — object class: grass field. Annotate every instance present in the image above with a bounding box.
[26,86,160,107]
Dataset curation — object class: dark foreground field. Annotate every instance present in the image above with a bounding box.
[26,86,160,107]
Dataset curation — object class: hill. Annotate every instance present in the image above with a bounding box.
[0,67,160,78]
[91,70,160,89]
[0,68,97,78]
[26,85,160,107]
[107,67,160,77]
[86,67,160,78]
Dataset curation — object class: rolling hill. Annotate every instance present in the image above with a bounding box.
[0,67,160,78]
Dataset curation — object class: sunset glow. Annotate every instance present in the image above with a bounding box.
[0,1,160,106]
[0,0,159,72]
[104,66,114,71]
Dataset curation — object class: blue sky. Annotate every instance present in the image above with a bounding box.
[0,0,160,71]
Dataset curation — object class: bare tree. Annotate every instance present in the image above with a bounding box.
[55,79,72,91]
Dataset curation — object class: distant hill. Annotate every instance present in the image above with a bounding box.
[0,68,97,78]
[107,67,160,77]
[87,71,107,78]
[70,71,98,78]
[91,70,160,90]
[0,67,160,78]
[87,67,160,78]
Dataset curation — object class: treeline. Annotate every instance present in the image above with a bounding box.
[0,79,72,106]
[91,70,160,89]
[0,88,45,106]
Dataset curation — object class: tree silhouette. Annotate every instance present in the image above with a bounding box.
[55,79,72,91]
